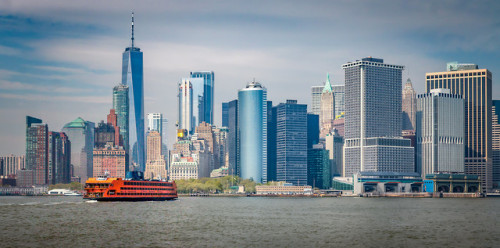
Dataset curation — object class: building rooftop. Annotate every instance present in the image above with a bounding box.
[63,117,87,128]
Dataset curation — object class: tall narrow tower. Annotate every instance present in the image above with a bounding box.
[402,78,417,131]
[122,12,145,171]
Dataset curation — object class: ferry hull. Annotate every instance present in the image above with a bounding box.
[85,197,177,202]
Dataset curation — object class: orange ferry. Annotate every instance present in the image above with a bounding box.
[84,177,178,201]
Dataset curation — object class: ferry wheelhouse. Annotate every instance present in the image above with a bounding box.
[84,176,178,201]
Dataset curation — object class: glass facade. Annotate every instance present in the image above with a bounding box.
[276,100,308,186]
[307,146,331,189]
[190,71,215,125]
[222,102,229,127]
[113,84,129,150]
[226,100,238,176]
[238,83,267,183]
[62,118,94,183]
[122,46,145,171]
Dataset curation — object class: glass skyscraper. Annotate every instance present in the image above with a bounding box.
[122,13,145,171]
[238,82,267,183]
[62,117,94,183]
[226,100,238,176]
[113,84,129,150]
[275,100,308,186]
[190,71,215,125]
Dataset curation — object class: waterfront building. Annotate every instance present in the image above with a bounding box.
[190,71,215,125]
[423,174,481,193]
[145,131,167,180]
[353,171,423,195]
[342,57,414,176]
[307,143,331,189]
[255,182,313,195]
[169,157,198,180]
[178,78,194,134]
[48,132,71,184]
[416,89,465,178]
[62,117,94,183]
[0,155,25,177]
[238,82,268,183]
[325,129,344,177]
[425,62,493,191]
[275,100,308,186]
[122,13,145,171]
[113,84,129,169]
[492,100,500,188]
[222,102,229,127]
[226,100,239,176]
[26,116,48,185]
[93,143,126,178]
[320,74,335,138]
[402,78,417,131]
[332,84,345,120]
[311,85,323,116]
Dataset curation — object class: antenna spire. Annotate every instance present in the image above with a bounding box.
[131,12,135,48]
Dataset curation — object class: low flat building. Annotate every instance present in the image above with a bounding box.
[256,182,313,195]
[353,171,423,195]
[424,174,481,193]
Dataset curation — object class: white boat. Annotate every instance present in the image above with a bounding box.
[47,189,82,196]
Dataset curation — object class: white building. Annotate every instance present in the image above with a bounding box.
[178,79,194,134]
[169,157,198,180]
[416,89,465,177]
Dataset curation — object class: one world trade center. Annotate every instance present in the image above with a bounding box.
[122,12,145,171]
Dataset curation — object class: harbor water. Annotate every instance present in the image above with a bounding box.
[0,196,499,247]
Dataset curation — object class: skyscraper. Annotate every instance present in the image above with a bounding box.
[275,100,308,186]
[145,131,167,180]
[325,129,344,177]
[147,113,162,133]
[311,86,323,115]
[343,57,414,176]
[307,143,331,189]
[493,100,500,188]
[267,101,276,182]
[222,102,229,127]
[320,73,335,137]
[226,100,238,176]
[113,84,129,150]
[62,117,94,183]
[402,78,417,131]
[0,155,25,177]
[332,85,345,119]
[416,89,465,178]
[178,78,194,134]
[26,117,48,185]
[238,82,267,183]
[425,62,493,191]
[190,71,215,125]
[48,131,71,184]
[122,13,145,171]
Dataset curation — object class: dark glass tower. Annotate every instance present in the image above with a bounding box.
[190,71,214,125]
[122,13,145,171]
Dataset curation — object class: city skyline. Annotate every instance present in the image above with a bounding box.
[1,1,500,155]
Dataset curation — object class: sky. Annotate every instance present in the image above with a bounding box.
[0,0,499,155]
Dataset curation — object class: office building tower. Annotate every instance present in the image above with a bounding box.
[62,117,94,183]
[190,71,215,125]
[325,129,344,177]
[332,85,345,119]
[275,100,308,186]
[222,102,229,127]
[402,78,417,131]
[426,62,492,191]
[0,155,25,177]
[311,86,323,115]
[320,74,335,137]
[267,101,276,182]
[147,113,162,133]
[178,79,194,134]
[492,100,500,188]
[93,142,126,178]
[113,84,129,150]
[343,57,414,176]
[26,118,48,185]
[214,127,229,169]
[48,132,71,184]
[225,100,239,176]
[94,121,117,149]
[238,82,267,183]
[416,89,465,178]
[170,157,198,180]
[122,13,145,171]
[145,131,167,180]
[307,114,319,149]
[307,143,331,189]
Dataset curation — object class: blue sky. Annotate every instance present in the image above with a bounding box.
[0,0,499,154]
